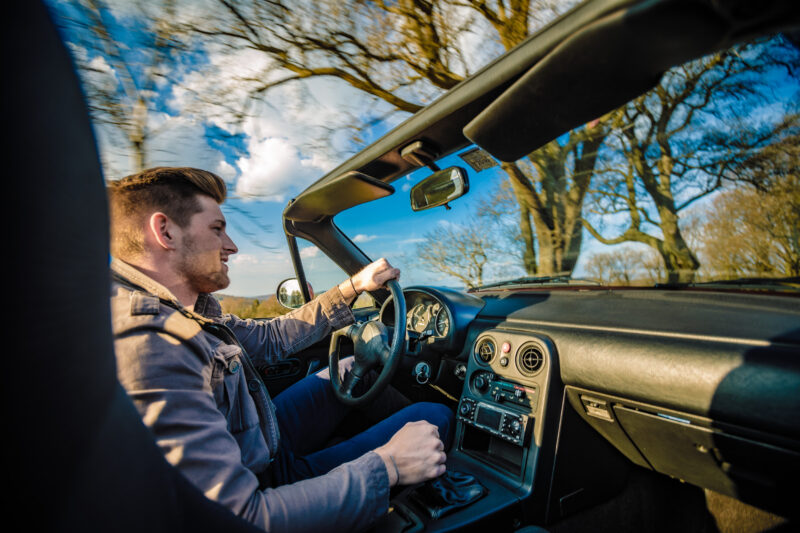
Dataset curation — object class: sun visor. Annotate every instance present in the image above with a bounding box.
[463,1,727,162]
[283,171,395,222]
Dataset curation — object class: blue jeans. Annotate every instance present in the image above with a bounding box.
[271,368,454,485]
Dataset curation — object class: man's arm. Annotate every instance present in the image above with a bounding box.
[115,330,391,533]
[227,258,401,363]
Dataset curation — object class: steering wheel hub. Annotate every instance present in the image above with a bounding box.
[351,321,390,369]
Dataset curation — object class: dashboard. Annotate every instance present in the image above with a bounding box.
[375,285,800,530]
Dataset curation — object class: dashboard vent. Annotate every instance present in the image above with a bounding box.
[516,343,544,376]
[475,337,496,364]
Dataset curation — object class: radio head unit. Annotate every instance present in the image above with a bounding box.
[458,398,531,447]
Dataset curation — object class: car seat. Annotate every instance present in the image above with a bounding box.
[7,3,262,532]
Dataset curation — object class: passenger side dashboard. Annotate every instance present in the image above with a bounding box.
[471,288,800,522]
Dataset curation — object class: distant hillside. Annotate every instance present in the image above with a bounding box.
[216,293,290,319]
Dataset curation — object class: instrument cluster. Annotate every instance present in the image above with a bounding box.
[380,289,453,342]
[407,300,450,337]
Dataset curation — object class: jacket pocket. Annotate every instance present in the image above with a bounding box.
[210,342,243,417]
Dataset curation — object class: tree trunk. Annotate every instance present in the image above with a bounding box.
[132,139,146,172]
[560,216,584,273]
[657,208,699,283]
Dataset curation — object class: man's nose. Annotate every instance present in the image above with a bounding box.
[224,233,238,254]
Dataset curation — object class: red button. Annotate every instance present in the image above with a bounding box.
[502,342,511,353]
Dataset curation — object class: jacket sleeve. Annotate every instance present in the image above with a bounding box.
[114,328,390,533]
[224,285,356,364]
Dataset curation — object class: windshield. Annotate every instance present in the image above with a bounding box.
[336,33,800,292]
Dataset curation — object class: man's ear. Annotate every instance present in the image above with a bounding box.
[148,212,178,250]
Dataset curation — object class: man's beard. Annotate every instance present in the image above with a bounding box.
[178,235,230,294]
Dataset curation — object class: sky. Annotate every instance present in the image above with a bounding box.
[45,1,799,295]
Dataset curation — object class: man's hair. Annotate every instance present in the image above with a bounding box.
[108,167,227,259]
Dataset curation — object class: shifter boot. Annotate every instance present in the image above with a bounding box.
[407,470,486,520]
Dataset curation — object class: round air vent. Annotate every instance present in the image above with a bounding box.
[516,343,544,376]
[474,337,496,364]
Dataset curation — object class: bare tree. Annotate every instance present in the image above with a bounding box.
[58,0,181,173]
[504,119,610,275]
[583,247,665,286]
[693,139,800,279]
[582,37,800,283]
[416,219,494,289]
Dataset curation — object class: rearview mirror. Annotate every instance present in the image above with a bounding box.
[409,166,469,211]
[277,278,315,309]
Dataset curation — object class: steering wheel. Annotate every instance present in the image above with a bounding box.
[328,279,406,406]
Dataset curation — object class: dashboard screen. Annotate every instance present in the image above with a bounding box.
[476,406,502,430]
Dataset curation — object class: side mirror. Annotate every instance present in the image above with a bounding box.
[410,166,469,211]
[277,278,315,309]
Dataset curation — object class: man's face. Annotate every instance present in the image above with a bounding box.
[176,194,238,294]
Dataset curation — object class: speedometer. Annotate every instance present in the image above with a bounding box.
[434,307,450,336]
[408,303,429,332]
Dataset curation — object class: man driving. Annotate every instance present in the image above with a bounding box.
[108,166,453,532]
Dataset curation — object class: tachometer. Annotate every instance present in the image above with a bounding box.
[434,307,450,336]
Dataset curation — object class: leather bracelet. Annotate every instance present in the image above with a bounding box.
[349,277,358,295]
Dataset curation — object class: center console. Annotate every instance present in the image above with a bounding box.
[375,330,557,532]
[456,332,553,481]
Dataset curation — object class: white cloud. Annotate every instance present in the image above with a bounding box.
[148,115,227,170]
[234,137,326,201]
[353,234,378,243]
[170,45,276,134]
[230,253,263,266]
[87,54,113,75]
[216,159,237,182]
[169,43,377,202]
[300,246,319,258]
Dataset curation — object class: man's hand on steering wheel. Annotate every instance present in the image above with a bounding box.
[329,258,406,406]
[353,258,400,294]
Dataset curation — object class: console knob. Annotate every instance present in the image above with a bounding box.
[511,419,522,434]
[514,389,525,399]
[474,375,488,392]
[459,402,472,416]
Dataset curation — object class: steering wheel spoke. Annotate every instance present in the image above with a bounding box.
[341,370,361,396]
[328,279,406,406]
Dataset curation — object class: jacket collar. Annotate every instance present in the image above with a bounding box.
[110,258,223,321]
